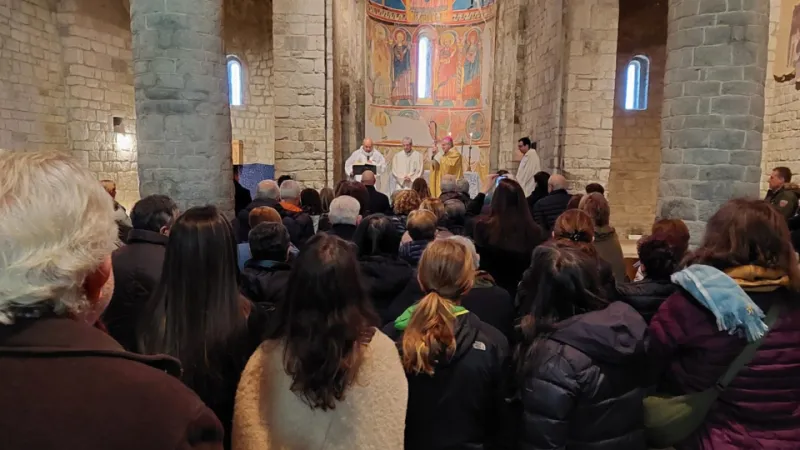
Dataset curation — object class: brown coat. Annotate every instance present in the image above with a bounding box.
[0,317,224,450]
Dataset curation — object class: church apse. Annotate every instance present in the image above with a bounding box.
[366,0,496,178]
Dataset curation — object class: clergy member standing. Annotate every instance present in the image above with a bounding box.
[516,137,541,196]
[430,136,463,197]
[346,138,387,186]
[391,136,423,192]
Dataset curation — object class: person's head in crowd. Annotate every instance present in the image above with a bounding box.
[256,180,280,201]
[441,175,457,194]
[277,175,293,187]
[553,210,596,257]
[330,195,361,227]
[444,199,466,226]
[300,188,323,216]
[319,187,334,213]
[579,192,610,228]
[651,218,690,260]
[131,194,179,235]
[249,206,282,229]
[585,183,605,196]
[361,170,377,187]
[769,166,792,192]
[534,171,550,193]
[401,239,475,375]
[353,214,401,257]
[420,197,446,225]
[363,138,375,154]
[441,136,454,152]
[249,222,291,263]
[518,137,533,155]
[484,178,544,250]
[276,233,379,410]
[685,198,800,290]
[412,177,431,200]
[336,181,369,215]
[138,205,247,387]
[0,152,117,325]
[448,235,480,270]
[547,174,568,193]
[566,194,583,210]
[457,178,470,195]
[393,189,422,216]
[402,136,414,153]
[280,180,302,206]
[100,179,118,200]
[637,233,681,281]
[406,209,438,242]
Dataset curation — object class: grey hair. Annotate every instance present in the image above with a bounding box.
[456,178,470,194]
[448,235,479,270]
[329,195,360,225]
[280,179,302,201]
[256,180,280,200]
[0,151,118,324]
[441,175,457,193]
[548,174,568,191]
[402,136,413,145]
[444,199,466,220]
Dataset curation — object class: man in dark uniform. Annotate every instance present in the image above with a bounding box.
[765,166,800,220]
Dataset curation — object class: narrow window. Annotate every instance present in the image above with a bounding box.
[227,56,243,106]
[624,55,649,110]
[417,37,433,99]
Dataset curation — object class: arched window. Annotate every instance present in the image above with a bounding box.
[227,56,243,106]
[624,55,649,111]
[417,36,433,100]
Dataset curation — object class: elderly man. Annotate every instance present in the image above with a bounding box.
[345,138,386,188]
[326,195,361,241]
[439,174,461,203]
[430,136,463,197]
[391,136,423,192]
[278,180,315,248]
[236,179,282,242]
[531,173,571,233]
[0,152,223,450]
[515,137,541,196]
[362,170,390,214]
[766,166,800,220]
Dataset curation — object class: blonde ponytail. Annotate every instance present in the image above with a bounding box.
[401,292,458,375]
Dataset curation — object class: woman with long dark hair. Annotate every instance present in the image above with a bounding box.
[412,177,431,201]
[470,178,545,298]
[300,188,323,233]
[516,243,647,450]
[233,234,408,450]
[384,239,509,450]
[137,205,262,449]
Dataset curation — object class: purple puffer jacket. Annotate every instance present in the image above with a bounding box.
[648,288,800,449]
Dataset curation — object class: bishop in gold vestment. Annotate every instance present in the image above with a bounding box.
[430,136,463,197]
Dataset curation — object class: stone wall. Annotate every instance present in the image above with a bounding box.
[0,0,68,153]
[491,0,520,171]
[607,0,667,237]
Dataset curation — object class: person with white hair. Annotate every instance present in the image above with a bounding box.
[439,174,463,204]
[0,151,223,450]
[326,195,362,241]
[278,179,315,248]
[531,173,572,233]
[391,136,423,192]
[236,179,283,243]
[346,138,387,190]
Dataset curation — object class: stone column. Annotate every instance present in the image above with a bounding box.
[130,0,233,213]
[658,0,769,240]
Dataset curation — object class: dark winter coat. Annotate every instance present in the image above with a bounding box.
[648,288,800,449]
[239,260,292,309]
[105,229,168,351]
[234,180,252,215]
[366,185,391,215]
[399,239,431,267]
[473,242,534,302]
[0,317,224,450]
[391,214,410,235]
[526,186,548,214]
[616,278,676,323]
[236,198,283,243]
[359,254,414,324]
[279,203,315,248]
[440,190,470,206]
[519,302,648,450]
[384,312,510,450]
[326,223,358,241]
[594,225,628,282]
[765,183,800,220]
[531,189,571,233]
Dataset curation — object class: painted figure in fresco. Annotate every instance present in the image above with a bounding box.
[392,30,413,106]
[462,30,481,107]
[370,24,392,105]
[435,32,459,107]
[379,0,407,9]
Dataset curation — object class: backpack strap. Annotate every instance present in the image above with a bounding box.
[715,301,783,392]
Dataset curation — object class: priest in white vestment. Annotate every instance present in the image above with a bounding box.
[345,138,387,189]
[516,137,541,196]
[391,136,423,192]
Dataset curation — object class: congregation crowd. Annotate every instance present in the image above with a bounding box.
[1,150,800,450]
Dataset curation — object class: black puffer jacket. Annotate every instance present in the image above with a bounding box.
[519,302,647,450]
[615,278,675,324]
[239,260,292,309]
[531,189,571,233]
[399,239,431,267]
[359,254,414,324]
[384,312,510,450]
[279,205,315,248]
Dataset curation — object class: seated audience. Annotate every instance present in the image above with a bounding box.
[383,239,509,450]
[531,174,571,233]
[471,178,545,299]
[239,223,292,311]
[326,195,361,241]
[765,166,800,220]
[0,152,223,450]
[391,189,422,235]
[443,199,467,236]
[279,180,315,247]
[101,179,133,242]
[137,206,263,449]
[516,244,647,450]
[400,209,438,266]
[633,218,690,281]
[353,214,414,324]
[336,180,370,216]
[616,233,679,323]
[233,234,408,450]
[526,171,550,213]
[412,177,431,201]
[401,197,453,243]
[237,207,300,271]
[552,209,616,299]
[300,188,324,233]
[566,193,583,210]
[362,170,390,214]
[456,177,472,204]
[236,180,282,242]
[580,192,627,282]
[649,199,800,449]
[439,174,461,203]
[105,194,178,351]
[585,183,605,196]
[233,165,252,215]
